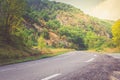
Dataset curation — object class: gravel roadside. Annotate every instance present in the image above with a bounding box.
[58,55,120,80]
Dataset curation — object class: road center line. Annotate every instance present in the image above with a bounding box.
[85,58,95,62]
[0,68,16,72]
[41,73,61,80]
[94,55,97,57]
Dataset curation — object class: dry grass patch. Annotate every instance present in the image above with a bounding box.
[50,48,74,54]
[103,48,120,53]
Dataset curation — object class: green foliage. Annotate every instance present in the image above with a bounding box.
[46,20,61,30]
[0,0,27,45]
[98,20,113,36]
[42,28,50,39]
[86,24,94,31]
[37,35,46,50]
[58,26,85,49]
[112,20,120,48]
[0,0,26,30]
[102,39,115,48]
[37,10,50,21]
[0,0,116,64]
[84,31,97,48]
[24,0,114,51]
[27,0,81,12]
[26,10,39,23]
[14,25,36,47]
[84,31,108,50]
[0,0,113,51]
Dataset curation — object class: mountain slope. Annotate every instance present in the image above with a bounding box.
[25,0,113,49]
[0,0,115,65]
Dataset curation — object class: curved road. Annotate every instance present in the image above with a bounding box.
[0,51,119,80]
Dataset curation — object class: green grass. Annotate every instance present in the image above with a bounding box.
[0,48,74,66]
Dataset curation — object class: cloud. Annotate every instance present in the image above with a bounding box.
[90,0,120,20]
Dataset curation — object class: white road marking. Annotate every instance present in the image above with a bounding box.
[85,58,95,62]
[94,55,97,57]
[41,73,61,80]
[0,68,16,72]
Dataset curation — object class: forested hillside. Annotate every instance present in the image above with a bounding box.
[25,0,113,49]
[0,0,116,64]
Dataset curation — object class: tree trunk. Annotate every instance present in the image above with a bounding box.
[3,25,12,45]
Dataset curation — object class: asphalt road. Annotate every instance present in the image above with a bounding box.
[0,51,119,80]
[108,53,120,59]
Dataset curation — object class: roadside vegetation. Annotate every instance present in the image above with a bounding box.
[0,48,73,66]
[0,0,119,65]
[111,20,120,49]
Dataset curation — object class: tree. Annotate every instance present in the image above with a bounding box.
[84,31,97,49]
[0,0,26,44]
[112,19,120,48]
[37,35,46,50]
[46,20,61,30]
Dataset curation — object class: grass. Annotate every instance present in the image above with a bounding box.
[103,48,120,53]
[2,43,120,66]
[0,48,74,66]
[50,48,74,54]
[87,47,120,54]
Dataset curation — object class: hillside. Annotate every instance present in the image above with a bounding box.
[0,0,115,64]
[25,0,113,49]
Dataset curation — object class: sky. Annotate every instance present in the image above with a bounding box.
[51,0,120,20]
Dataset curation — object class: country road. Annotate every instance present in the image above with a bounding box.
[0,51,120,80]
